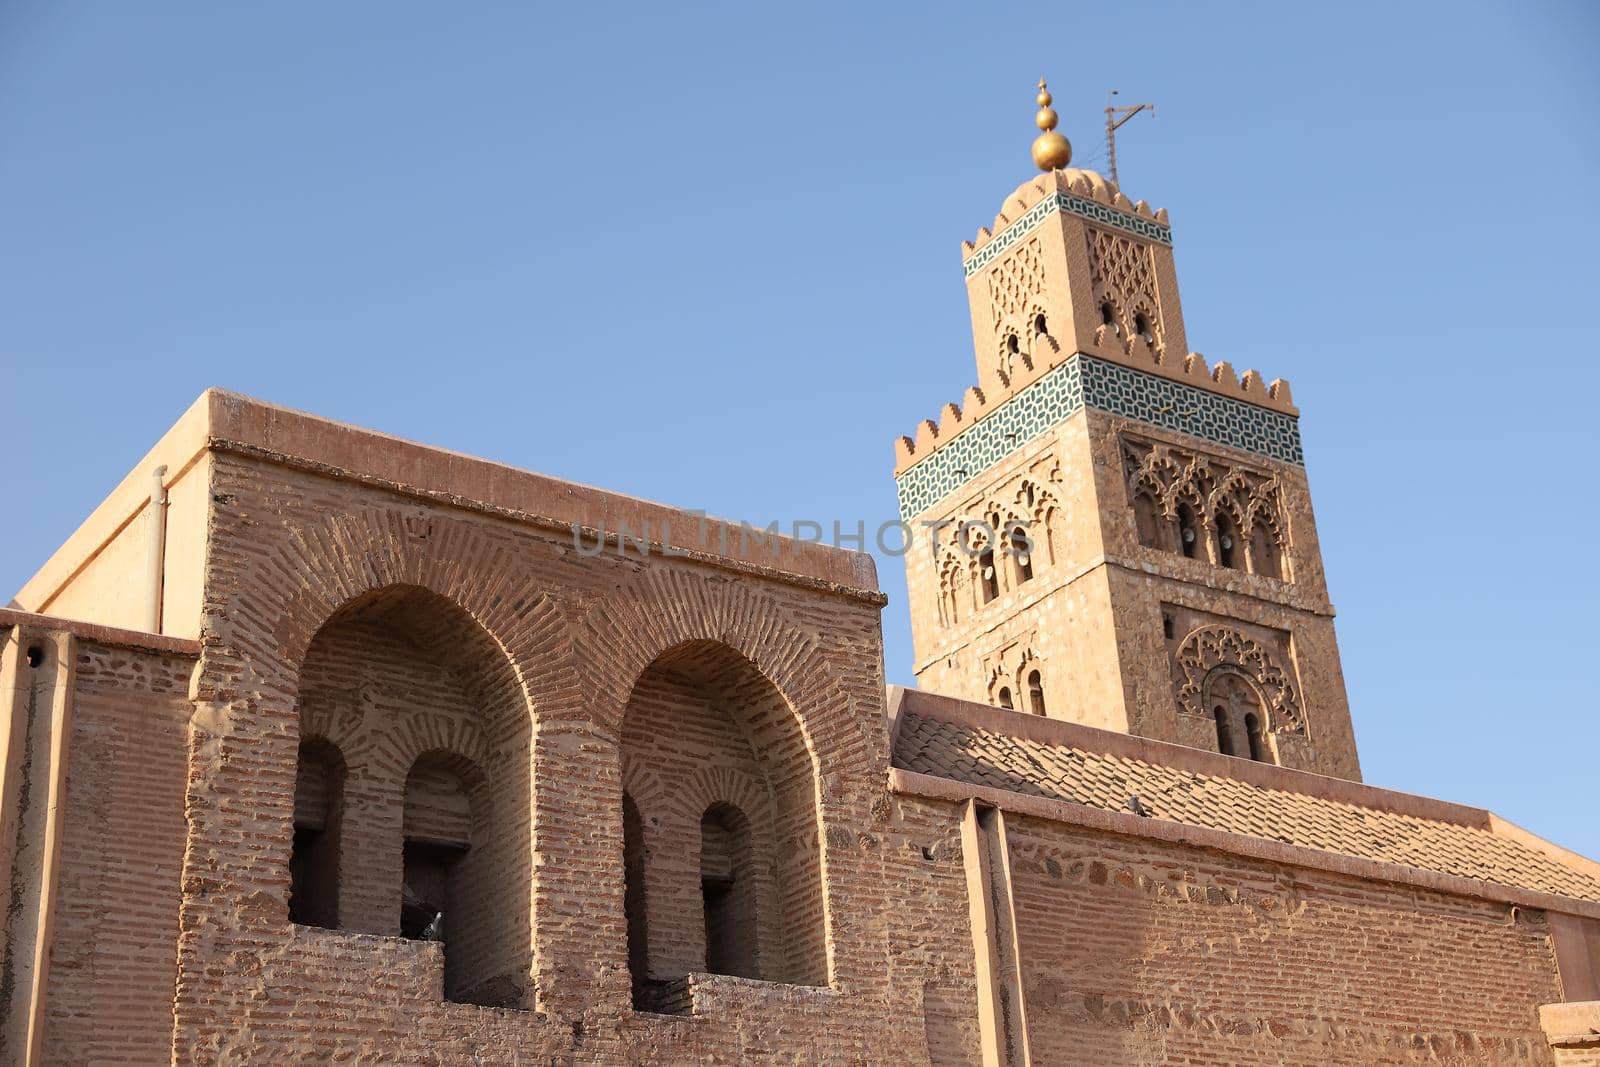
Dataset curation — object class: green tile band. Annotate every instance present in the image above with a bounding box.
[895,354,1303,519]
[962,191,1173,278]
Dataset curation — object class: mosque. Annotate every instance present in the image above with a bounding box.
[3,82,1597,1065]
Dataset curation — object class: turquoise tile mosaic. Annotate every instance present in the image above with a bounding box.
[962,191,1173,279]
[895,361,1084,522]
[895,355,1303,519]
[1078,357,1303,467]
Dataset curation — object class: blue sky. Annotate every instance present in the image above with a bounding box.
[3,3,1596,856]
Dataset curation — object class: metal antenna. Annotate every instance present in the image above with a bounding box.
[1104,90,1155,186]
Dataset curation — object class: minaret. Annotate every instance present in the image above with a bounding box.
[895,81,1361,780]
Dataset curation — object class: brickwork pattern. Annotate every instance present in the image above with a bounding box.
[153,453,977,1063]
[42,643,195,1063]
[1007,814,1565,1064]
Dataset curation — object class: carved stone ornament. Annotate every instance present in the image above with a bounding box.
[1174,625,1303,733]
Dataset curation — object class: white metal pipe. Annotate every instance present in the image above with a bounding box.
[145,465,169,634]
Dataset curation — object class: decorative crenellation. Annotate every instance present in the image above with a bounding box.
[962,169,1172,278]
[895,344,1294,482]
[895,354,1303,518]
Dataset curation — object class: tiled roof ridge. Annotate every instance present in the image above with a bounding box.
[888,686,1491,828]
[886,689,1600,907]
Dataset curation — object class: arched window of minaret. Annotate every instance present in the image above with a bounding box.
[1209,710,1235,758]
[1244,712,1271,763]
[1027,670,1046,716]
[978,514,1002,601]
[1001,332,1021,376]
[1033,313,1049,337]
[1176,502,1200,559]
[1132,489,1163,549]
[1214,512,1240,569]
[701,803,761,979]
[1100,301,1121,334]
[997,686,1014,710]
[978,548,999,602]
[290,736,345,930]
[1249,520,1283,580]
[1134,311,1155,345]
[1009,524,1033,585]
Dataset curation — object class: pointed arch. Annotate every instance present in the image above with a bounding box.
[618,639,827,991]
[293,584,533,1008]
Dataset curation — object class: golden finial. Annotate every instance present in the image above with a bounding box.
[1031,77,1072,171]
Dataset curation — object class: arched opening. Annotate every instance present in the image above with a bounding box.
[1027,670,1046,717]
[997,686,1014,710]
[1009,524,1033,585]
[619,640,826,992]
[1250,521,1283,580]
[1033,313,1049,336]
[1134,311,1155,345]
[1213,706,1235,756]
[1241,713,1267,764]
[293,585,531,1009]
[1244,712,1270,763]
[1002,334,1021,374]
[1100,301,1120,334]
[1214,512,1240,569]
[1206,670,1275,766]
[700,803,760,979]
[940,560,964,627]
[400,752,498,1004]
[1176,502,1200,559]
[978,548,999,603]
[622,794,651,1006]
[290,737,345,929]
[1132,490,1163,550]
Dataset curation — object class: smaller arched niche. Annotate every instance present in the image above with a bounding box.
[621,793,651,1004]
[1026,669,1047,717]
[700,803,761,979]
[1249,519,1285,580]
[290,737,346,930]
[1132,489,1164,550]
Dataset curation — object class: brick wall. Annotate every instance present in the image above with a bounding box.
[156,452,959,1063]
[1006,813,1562,1064]
[44,641,195,1062]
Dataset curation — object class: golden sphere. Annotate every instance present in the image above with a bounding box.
[1035,106,1058,131]
[1036,89,1052,107]
[1031,131,1072,171]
